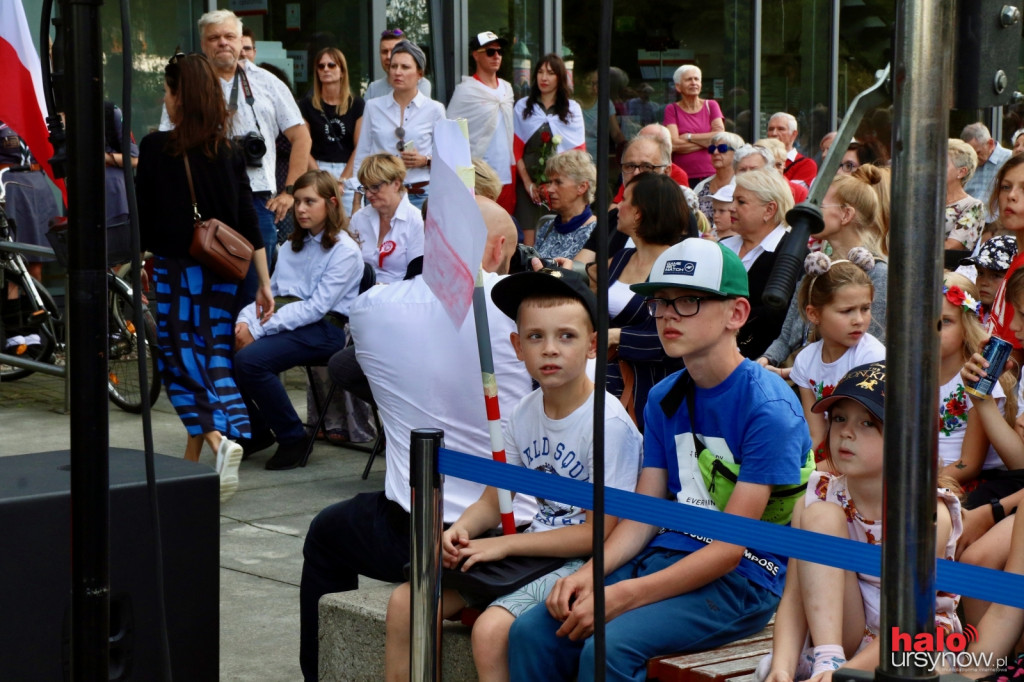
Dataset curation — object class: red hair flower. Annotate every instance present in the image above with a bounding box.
[945,286,966,307]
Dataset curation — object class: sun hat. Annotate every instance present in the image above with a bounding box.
[629,237,749,298]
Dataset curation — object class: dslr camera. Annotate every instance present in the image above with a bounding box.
[234,131,267,167]
[509,244,558,273]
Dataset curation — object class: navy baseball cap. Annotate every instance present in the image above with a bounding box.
[960,235,1017,273]
[812,361,885,422]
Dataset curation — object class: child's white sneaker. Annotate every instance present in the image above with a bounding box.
[216,436,243,503]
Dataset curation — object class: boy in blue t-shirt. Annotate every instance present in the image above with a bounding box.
[508,238,812,682]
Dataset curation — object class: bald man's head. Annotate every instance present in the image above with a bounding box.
[477,195,517,275]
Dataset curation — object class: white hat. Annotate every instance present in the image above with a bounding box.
[630,238,749,298]
[470,31,508,50]
[710,183,735,203]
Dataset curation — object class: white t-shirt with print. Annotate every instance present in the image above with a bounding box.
[951,375,1009,470]
[790,333,886,401]
[504,389,643,533]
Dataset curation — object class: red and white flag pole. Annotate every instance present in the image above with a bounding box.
[422,118,517,535]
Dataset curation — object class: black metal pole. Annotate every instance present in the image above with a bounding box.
[592,0,614,679]
[409,429,444,682]
[60,0,110,678]
[879,1,952,680]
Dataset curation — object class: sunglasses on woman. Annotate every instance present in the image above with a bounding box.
[318,62,339,70]
[707,144,734,154]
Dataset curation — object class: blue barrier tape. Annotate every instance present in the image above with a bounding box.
[439,448,1024,609]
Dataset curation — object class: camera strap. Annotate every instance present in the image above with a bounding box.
[229,66,264,137]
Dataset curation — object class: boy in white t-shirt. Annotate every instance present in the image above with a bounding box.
[383,268,643,682]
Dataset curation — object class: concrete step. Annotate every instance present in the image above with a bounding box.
[318,584,476,681]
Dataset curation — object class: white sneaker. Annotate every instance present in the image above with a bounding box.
[216,436,243,503]
[5,335,25,349]
[22,334,41,346]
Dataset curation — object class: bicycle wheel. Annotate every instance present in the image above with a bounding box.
[0,269,59,382]
[106,280,161,413]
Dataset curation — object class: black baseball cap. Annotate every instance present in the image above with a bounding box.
[491,268,598,328]
[812,361,886,422]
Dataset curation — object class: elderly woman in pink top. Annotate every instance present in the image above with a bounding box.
[663,65,725,188]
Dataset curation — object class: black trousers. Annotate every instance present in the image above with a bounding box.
[299,491,410,681]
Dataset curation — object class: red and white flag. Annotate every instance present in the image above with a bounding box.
[422,119,487,327]
[0,0,64,197]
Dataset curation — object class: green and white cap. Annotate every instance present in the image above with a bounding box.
[629,238,749,298]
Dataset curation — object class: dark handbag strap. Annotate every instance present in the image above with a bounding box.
[683,374,709,453]
[182,154,202,224]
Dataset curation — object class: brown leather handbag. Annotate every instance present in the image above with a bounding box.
[184,154,253,282]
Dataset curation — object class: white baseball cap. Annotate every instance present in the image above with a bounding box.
[630,238,749,298]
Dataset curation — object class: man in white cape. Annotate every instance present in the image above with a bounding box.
[446,30,516,213]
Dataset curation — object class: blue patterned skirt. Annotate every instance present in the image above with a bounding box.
[153,256,251,439]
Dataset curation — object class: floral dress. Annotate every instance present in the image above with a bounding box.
[945,196,985,250]
[807,471,963,651]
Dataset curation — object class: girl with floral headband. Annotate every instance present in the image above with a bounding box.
[959,267,1024,628]
[790,248,886,456]
[936,273,1018,490]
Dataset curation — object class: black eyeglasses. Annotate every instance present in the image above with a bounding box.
[318,62,339,70]
[708,144,735,154]
[358,181,389,195]
[838,161,859,172]
[479,47,502,57]
[645,295,725,319]
[381,28,405,39]
[621,162,667,174]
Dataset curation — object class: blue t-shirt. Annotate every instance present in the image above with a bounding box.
[642,359,812,596]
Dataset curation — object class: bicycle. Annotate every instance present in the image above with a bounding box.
[0,168,161,413]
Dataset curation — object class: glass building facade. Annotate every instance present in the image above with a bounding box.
[17,0,1022,167]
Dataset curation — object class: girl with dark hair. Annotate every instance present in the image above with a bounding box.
[234,170,364,470]
[299,47,364,216]
[137,52,272,502]
[603,171,697,428]
[513,53,585,243]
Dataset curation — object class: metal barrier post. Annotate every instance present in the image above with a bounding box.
[882,0,953,680]
[409,428,444,682]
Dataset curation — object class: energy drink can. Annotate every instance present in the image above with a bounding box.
[965,335,1013,398]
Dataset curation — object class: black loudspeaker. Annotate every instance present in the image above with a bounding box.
[955,0,1024,110]
[0,449,219,681]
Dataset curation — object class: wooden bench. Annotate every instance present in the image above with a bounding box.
[647,624,774,682]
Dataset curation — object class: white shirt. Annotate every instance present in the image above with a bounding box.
[350,273,536,524]
[790,333,886,401]
[446,76,515,184]
[364,76,432,101]
[721,224,788,270]
[349,193,424,284]
[505,390,642,532]
[160,60,304,194]
[236,230,363,341]
[345,91,446,191]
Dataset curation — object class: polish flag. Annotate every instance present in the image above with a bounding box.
[0,0,64,198]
